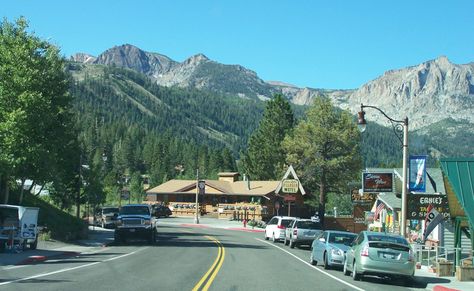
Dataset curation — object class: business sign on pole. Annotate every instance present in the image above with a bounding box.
[282,179,299,194]
[409,155,427,192]
[362,172,393,192]
[407,194,450,219]
[351,189,377,204]
[198,180,205,195]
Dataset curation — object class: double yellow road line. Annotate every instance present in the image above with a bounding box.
[192,235,225,291]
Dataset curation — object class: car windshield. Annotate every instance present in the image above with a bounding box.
[367,234,408,245]
[103,208,119,214]
[120,206,150,215]
[296,221,321,229]
[328,233,356,245]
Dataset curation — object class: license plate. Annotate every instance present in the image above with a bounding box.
[381,252,395,259]
[128,229,136,232]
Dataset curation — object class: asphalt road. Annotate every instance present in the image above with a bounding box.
[0,224,435,291]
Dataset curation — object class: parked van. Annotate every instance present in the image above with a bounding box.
[0,204,39,251]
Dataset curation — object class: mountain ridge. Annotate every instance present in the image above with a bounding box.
[71,45,474,131]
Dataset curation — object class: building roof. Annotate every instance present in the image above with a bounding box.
[146,179,281,197]
[377,192,401,210]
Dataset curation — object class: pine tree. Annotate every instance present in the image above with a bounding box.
[241,94,294,180]
[283,97,362,227]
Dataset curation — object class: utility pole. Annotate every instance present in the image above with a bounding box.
[194,169,200,224]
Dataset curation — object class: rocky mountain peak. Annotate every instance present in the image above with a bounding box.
[70,53,96,64]
[184,53,210,65]
[334,56,474,129]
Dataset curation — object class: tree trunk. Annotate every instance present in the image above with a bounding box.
[35,184,45,196]
[319,171,326,229]
[3,176,10,204]
[19,178,26,204]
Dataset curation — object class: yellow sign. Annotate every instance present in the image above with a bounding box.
[282,179,299,193]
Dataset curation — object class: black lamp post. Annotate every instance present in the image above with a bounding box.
[357,103,409,237]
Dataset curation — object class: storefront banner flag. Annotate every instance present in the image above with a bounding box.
[409,155,427,192]
[422,204,445,241]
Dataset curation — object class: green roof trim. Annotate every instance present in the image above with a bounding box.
[440,158,474,229]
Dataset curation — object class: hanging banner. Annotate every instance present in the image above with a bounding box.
[409,155,427,192]
[423,204,445,241]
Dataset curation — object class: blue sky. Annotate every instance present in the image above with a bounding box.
[3,0,473,89]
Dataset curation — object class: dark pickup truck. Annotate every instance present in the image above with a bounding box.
[114,204,157,244]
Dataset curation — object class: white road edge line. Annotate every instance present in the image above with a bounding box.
[0,248,147,286]
[256,238,365,291]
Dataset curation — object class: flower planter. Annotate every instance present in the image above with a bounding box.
[456,265,474,281]
[436,261,454,277]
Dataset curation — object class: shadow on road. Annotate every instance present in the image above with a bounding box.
[354,274,451,288]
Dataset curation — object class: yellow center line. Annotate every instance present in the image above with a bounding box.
[192,235,225,291]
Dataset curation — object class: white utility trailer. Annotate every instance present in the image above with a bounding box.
[0,204,39,251]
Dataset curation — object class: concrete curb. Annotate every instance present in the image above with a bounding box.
[16,251,80,265]
[433,286,460,291]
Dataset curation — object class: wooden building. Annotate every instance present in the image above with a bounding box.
[146,171,308,221]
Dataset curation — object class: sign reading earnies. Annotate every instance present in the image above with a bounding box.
[362,172,393,193]
[407,194,450,219]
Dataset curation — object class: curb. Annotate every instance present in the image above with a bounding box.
[16,251,80,265]
[433,286,461,291]
[227,227,264,233]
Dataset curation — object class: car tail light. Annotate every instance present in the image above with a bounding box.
[277,225,285,229]
[361,243,369,257]
[293,228,297,235]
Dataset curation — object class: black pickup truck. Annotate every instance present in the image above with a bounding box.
[114,204,157,244]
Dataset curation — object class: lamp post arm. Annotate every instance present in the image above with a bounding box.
[361,104,406,125]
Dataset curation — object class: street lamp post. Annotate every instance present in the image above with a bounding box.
[357,104,409,237]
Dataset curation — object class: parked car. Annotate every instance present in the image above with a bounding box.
[310,230,356,269]
[95,206,119,228]
[343,231,415,282]
[114,204,157,244]
[0,204,39,251]
[152,204,172,218]
[284,218,322,248]
[264,216,296,242]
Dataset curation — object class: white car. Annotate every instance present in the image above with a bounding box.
[264,216,296,242]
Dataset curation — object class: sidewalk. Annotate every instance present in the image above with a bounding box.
[0,226,113,267]
[414,265,474,291]
[157,216,265,233]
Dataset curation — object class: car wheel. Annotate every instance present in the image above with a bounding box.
[310,253,317,266]
[323,253,330,269]
[29,236,38,250]
[343,260,350,276]
[272,233,277,243]
[403,275,414,287]
[290,239,295,248]
[149,230,156,244]
[284,236,288,245]
[352,261,360,281]
[264,231,269,240]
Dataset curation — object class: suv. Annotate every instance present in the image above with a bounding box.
[152,204,172,218]
[95,206,119,228]
[284,218,322,248]
[264,216,296,242]
[114,204,157,244]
